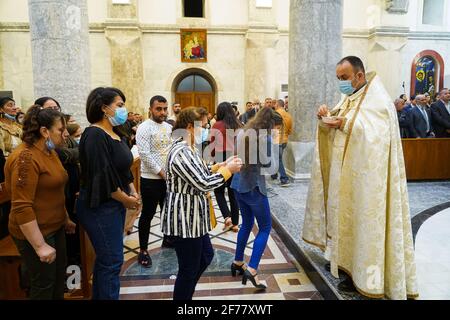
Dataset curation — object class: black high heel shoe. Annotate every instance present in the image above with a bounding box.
[231,262,246,277]
[242,270,267,289]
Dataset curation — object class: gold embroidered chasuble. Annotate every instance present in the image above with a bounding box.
[302,72,419,299]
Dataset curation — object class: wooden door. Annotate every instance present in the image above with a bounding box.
[175,93,194,110]
[175,92,215,114]
[195,93,215,114]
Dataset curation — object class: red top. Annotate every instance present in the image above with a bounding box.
[210,120,236,155]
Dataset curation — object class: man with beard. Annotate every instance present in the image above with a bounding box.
[136,96,173,267]
[167,102,181,126]
[303,56,418,299]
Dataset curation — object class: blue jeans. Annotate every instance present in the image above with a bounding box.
[76,189,126,300]
[234,188,272,270]
[271,143,288,182]
[172,234,214,300]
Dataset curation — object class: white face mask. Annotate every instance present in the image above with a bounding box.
[74,137,81,144]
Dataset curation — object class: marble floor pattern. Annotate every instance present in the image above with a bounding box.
[415,208,450,300]
[119,198,322,300]
[268,178,450,300]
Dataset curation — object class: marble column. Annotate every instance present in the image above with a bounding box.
[28,0,91,124]
[286,0,343,178]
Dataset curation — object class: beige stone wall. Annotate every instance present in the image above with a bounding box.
[140,31,247,115]
[0,31,34,109]
[89,33,113,88]
[1,0,450,111]
[0,0,290,116]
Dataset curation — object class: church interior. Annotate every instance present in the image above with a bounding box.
[0,0,449,303]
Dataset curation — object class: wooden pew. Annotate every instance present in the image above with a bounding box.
[0,183,27,299]
[402,138,450,180]
[124,158,141,235]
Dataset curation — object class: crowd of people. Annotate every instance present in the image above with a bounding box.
[1,55,445,300]
[395,88,450,138]
[0,89,293,300]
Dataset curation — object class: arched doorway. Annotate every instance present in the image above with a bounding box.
[173,69,216,114]
[410,50,445,98]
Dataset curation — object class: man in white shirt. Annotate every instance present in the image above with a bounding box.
[136,95,173,267]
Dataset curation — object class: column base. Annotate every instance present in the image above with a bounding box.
[285,141,315,180]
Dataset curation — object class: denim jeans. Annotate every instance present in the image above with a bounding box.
[76,189,126,300]
[271,143,288,183]
[234,187,271,270]
[13,227,67,300]
[172,234,214,300]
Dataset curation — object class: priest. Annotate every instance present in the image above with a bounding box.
[303,56,419,300]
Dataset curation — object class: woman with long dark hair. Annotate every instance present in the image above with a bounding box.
[76,87,141,300]
[210,102,242,232]
[230,108,283,289]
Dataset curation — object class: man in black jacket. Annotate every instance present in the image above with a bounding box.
[431,88,450,138]
[394,98,410,138]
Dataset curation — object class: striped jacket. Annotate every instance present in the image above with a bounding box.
[161,137,232,238]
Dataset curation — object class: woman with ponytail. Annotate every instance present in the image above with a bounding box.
[76,87,141,300]
[4,105,76,299]
[230,108,283,290]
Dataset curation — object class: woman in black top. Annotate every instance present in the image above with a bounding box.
[76,87,141,300]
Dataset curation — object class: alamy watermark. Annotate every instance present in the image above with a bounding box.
[171,123,282,175]
[66,265,81,290]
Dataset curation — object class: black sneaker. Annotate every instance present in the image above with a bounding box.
[271,174,278,180]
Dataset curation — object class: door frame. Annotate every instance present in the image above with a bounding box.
[172,68,217,113]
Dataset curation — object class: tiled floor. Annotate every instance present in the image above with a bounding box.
[119,198,322,300]
[268,178,450,300]
[415,208,450,300]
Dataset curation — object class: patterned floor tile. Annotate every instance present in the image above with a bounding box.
[119,196,322,300]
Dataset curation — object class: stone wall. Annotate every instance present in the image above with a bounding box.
[0,0,449,117]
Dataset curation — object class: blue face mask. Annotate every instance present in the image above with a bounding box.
[107,106,128,126]
[339,80,356,96]
[4,113,16,121]
[46,138,56,151]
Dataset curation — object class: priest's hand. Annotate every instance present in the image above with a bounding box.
[317,105,329,119]
[323,117,344,129]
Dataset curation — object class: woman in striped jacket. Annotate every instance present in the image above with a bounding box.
[161,107,242,300]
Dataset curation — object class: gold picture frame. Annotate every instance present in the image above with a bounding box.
[180,29,207,63]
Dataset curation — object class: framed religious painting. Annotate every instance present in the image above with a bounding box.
[180,29,207,63]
